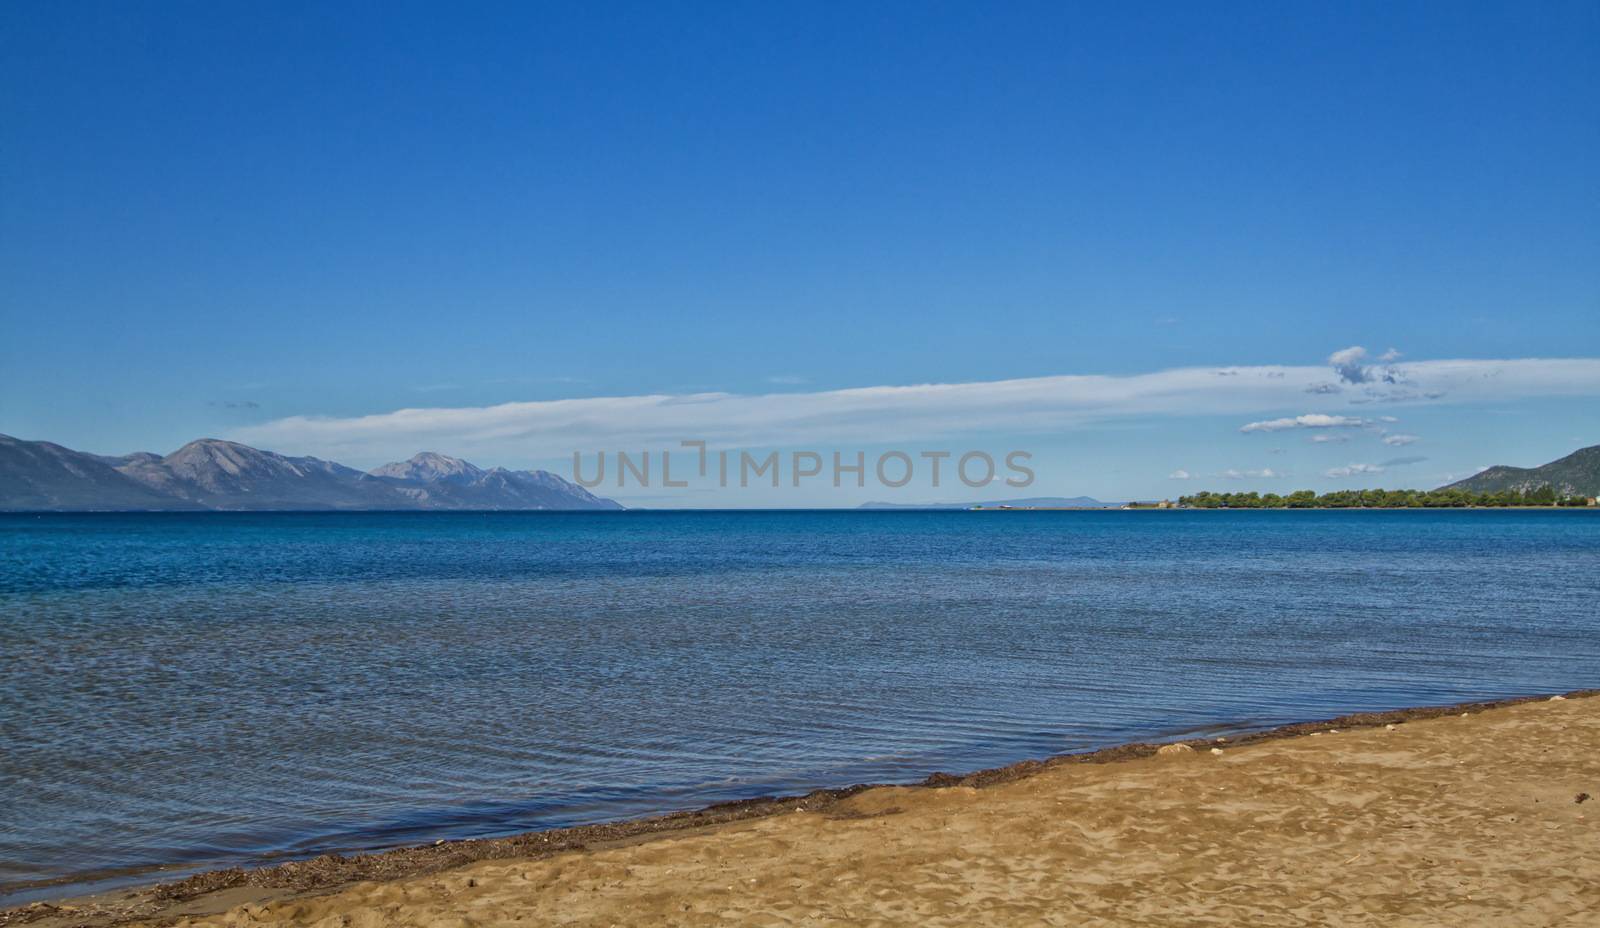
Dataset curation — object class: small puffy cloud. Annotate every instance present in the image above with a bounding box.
[1218,467,1284,480]
[1241,414,1367,433]
[1329,345,1408,386]
[1329,346,1373,384]
[1381,433,1420,446]
[1325,463,1385,478]
[1310,434,1351,444]
[1382,456,1428,467]
[1304,382,1342,395]
[1168,469,1193,480]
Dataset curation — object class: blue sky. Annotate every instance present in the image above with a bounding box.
[2,2,1597,505]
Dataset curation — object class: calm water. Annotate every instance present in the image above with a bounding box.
[2,510,1598,901]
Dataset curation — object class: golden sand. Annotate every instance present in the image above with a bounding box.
[16,695,1599,927]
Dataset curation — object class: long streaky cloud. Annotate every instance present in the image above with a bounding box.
[1240,414,1368,433]
[231,357,1600,465]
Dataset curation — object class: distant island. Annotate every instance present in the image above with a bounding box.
[0,434,623,512]
[1179,444,1600,509]
[858,496,1117,510]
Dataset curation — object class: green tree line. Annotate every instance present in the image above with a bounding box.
[1177,486,1594,509]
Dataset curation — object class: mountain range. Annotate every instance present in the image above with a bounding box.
[1440,444,1600,497]
[0,434,622,512]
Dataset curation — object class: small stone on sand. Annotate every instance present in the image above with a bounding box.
[1156,743,1194,757]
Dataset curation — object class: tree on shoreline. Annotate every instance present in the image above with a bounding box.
[1177,486,1594,509]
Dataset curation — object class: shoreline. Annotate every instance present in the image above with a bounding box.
[6,686,1596,926]
[7,506,1599,515]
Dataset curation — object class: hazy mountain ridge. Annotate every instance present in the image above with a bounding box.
[1440,445,1600,497]
[0,435,622,511]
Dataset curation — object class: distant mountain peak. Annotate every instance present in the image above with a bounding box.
[168,438,279,467]
[369,451,483,482]
[158,437,353,484]
[173,437,247,451]
[167,437,274,462]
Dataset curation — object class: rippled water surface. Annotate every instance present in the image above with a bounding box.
[2,509,1598,900]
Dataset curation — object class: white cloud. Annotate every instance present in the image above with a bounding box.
[1329,345,1410,386]
[1329,346,1373,384]
[230,357,1600,465]
[1218,468,1284,480]
[1381,433,1420,446]
[1168,469,1193,480]
[1310,434,1351,444]
[1325,463,1386,478]
[1241,414,1368,433]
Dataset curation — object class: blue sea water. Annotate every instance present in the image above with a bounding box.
[1,509,1597,901]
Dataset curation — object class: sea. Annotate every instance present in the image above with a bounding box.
[2,509,1597,902]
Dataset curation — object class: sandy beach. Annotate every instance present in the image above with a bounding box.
[5,691,1594,927]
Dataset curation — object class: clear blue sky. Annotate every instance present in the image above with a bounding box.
[2,2,1597,504]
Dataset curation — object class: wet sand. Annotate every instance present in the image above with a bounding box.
[8,692,1598,927]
